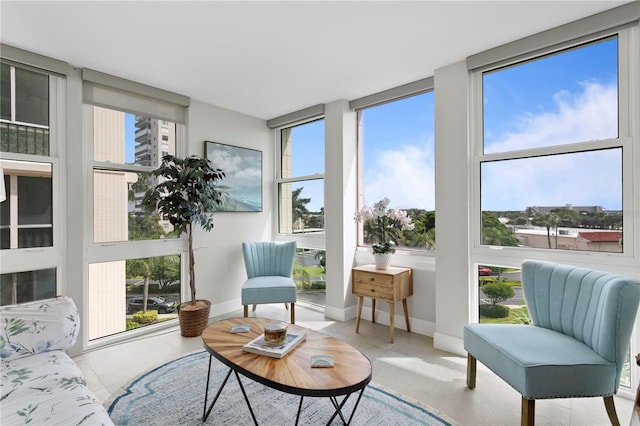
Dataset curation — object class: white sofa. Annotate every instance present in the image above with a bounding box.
[0,296,113,425]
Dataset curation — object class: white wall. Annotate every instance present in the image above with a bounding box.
[186,100,273,316]
[185,98,442,339]
[433,60,472,355]
[323,100,358,321]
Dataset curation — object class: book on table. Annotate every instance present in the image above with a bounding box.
[242,332,306,358]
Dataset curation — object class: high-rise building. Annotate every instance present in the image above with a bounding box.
[134,116,175,167]
[133,116,175,216]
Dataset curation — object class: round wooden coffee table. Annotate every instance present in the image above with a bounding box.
[201,317,372,425]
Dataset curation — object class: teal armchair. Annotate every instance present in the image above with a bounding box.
[464,260,640,426]
[241,241,297,323]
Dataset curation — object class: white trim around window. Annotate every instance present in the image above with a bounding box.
[471,25,638,270]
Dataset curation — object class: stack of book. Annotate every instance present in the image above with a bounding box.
[242,332,306,359]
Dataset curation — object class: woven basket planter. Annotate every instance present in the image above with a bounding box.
[178,299,211,337]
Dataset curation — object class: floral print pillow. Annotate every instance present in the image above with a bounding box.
[0,296,79,361]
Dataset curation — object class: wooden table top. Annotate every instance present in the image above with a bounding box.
[201,317,372,397]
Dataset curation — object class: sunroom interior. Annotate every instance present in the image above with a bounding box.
[2,1,640,424]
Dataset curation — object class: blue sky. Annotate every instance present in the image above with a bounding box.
[359,36,620,212]
[125,113,135,163]
[125,37,620,213]
[360,92,435,211]
[482,36,620,211]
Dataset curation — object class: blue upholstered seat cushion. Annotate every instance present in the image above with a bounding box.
[464,323,616,399]
[241,276,297,305]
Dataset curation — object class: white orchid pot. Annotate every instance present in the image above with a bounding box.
[373,252,392,270]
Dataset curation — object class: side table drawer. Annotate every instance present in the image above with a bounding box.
[352,280,394,300]
[353,271,393,288]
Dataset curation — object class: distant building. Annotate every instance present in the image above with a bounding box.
[526,204,604,215]
[577,231,623,252]
[134,116,175,167]
[133,116,176,233]
[514,227,622,253]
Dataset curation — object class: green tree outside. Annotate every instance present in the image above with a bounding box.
[482,212,519,246]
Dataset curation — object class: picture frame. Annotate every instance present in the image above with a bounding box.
[205,141,262,212]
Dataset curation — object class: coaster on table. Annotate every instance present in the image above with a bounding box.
[230,324,251,333]
[310,354,334,368]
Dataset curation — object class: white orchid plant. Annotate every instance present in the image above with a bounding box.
[355,197,414,254]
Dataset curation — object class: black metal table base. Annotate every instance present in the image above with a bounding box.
[202,355,366,425]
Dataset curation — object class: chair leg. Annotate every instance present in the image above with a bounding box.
[603,395,620,426]
[290,303,295,324]
[521,397,534,426]
[466,353,477,389]
[243,305,248,317]
[284,303,289,310]
[252,304,257,312]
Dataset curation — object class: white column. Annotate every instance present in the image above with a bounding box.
[434,61,472,355]
[323,100,358,320]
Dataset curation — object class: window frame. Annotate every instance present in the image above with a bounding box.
[273,116,326,250]
[0,61,65,303]
[471,26,637,263]
[82,73,189,346]
[469,23,640,395]
[354,89,436,254]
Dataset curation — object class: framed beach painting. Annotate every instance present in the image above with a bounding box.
[205,141,262,212]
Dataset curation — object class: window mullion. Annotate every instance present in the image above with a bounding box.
[9,174,17,248]
[480,138,625,162]
[92,161,155,174]
[9,65,15,122]
[277,174,324,184]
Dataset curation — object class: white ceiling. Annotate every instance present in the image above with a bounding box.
[0,1,631,120]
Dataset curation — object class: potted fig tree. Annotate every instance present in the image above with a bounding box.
[142,154,225,337]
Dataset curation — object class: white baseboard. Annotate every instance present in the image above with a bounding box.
[210,299,439,343]
[357,307,436,337]
[433,331,465,356]
[209,298,242,318]
[323,304,356,322]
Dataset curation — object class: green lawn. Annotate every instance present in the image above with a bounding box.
[480,306,530,324]
[479,277,521,288]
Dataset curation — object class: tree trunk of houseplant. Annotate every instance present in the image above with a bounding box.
[178,222,210,337]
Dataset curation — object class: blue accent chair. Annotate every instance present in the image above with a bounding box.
[464,260,640,426]
[241,241,297,324]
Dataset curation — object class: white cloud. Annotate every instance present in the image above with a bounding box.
[482,82,621,211]
[364,142,435,210]
[486,82,617,153]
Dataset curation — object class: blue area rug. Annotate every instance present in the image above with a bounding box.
[107,350,456,425]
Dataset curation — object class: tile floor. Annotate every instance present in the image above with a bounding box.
[75,303,634,425]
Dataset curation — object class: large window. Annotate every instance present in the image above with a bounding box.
[1,161,53,249]
[92,108,177,243]
[1,60,60,305]
[356,90,435,251]
[88,255,180,340]
[1,63,49,155]
[477,35,628,254]
[472,22,638,393]
[1,268,56,306]
[277,119,325,235]
[83,70,188,341]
